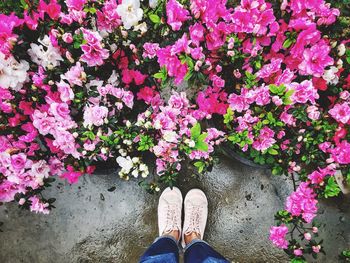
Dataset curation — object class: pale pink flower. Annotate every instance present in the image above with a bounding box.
[80,28,109,66]
[83,105,108,127]
[29,196,50,214]
[32,110,56,135]
[252,127,276,151]
[290,80,319,104]
[62,62,84,86]
[306,105,320,120]
[57,80,74,102]
[142,43,160,59]
[329,103,350,124]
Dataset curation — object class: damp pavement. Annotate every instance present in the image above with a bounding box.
[0,156,349,263]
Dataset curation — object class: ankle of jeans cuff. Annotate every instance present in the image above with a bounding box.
[155,234,179,245]
[183,238,207,252]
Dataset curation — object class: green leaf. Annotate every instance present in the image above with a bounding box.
[149,14,161,24]
[154,72,164,79]
[191,123,201,139]
[283,38,294,49]
[196,141,209,152]
[197,133,208,142]
[324,176,341,198]
[268,148,278,155]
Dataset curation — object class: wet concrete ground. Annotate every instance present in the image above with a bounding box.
[0,156,349,263]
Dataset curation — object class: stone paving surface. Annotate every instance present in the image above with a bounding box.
[0,156,349,263]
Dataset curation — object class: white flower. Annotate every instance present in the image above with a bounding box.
[28,35,63,69]
[116,156,134,173]
[0,53,29,91]
[116,0,143,30]
[322,66,339,85]
[139,163,148,172]
[163,130,178,143]
[149,0,158,8]
[338,43,346,56]
[131,169,139,178]
[133,22,148,34]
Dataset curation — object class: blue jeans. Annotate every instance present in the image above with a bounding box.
[139,236,229,263]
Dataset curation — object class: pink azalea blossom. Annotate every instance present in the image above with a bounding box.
[142,43,160,59]
[60,165,83,184]
[62,62,84,86]
[331,140,350,165]
[290,80,319,104]
[252,126,276,151]
[57,80,74,102]
[269,225,289,249]
[29,196,50,214]
[298,41,334,77]
[97,0,121,32]
[166,0,190,31]
[329,103,350,124]
[83,105,108,127]
[80,28,109,66]
[285,182,318,223]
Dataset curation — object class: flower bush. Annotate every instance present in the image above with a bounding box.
[0,0,349,261]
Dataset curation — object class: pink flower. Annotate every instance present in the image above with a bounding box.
[312,245,321,253]
[294,249,303,256]
[304,232,312,241]
[228,91,250,113]
[298,41,334,77]
[49,103,70,120]
[60,165,83,184]
[41,0,61,20]
[157,46,188,84]
[329,103,350,124]
[254,86,270,106]
[0,13,22,55]
[66,0,86,10]
[166,0,190,31]
[83,105,108,127]
[269,225,289,249]
[80,28,109,66]
[331,140,350,165]
[97,0,121,32]
[290,80,319,104]
[232,0,276,35]
[52,131,80,158]
[137,86,158,104]
[189,23,205,46]
[252,126,276,151]
[11,153,27,171]
[62,33,73,43]
[143,43,160,59]
[32,110,56,135]
[256,58,282,79]
[168,92,189,112]
[63,62,84,86]
[211,75,225,89]
[57,80,74,102]
[285,182,318,223]
[29,196,50,214]
[306,106,320,120]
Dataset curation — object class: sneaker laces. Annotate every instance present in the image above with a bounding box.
[163,203,180,234]
[184,205,203,236]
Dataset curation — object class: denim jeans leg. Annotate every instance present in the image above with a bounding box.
[139,236,179,263]
[184,239,229,263]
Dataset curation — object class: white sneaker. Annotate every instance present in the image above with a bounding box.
[158,187,183,240]
[182,189,208,248]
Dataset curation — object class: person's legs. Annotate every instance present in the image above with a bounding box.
[182,189,229,263]
[139,235,179,263]
[184,239,229,263]
[139,187,183,263]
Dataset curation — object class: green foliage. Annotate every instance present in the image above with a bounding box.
[324,177,341,198]
[190,123,208,152]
